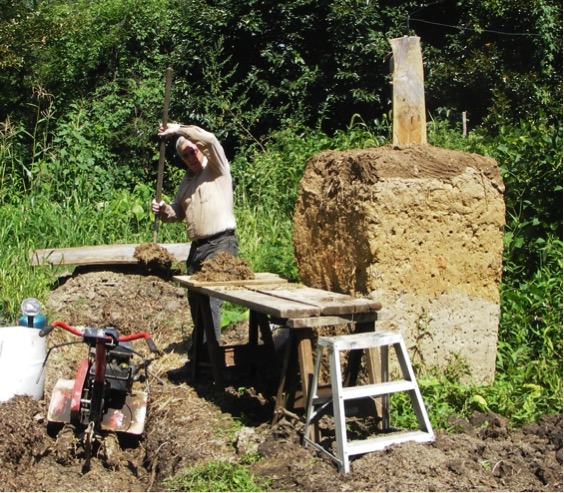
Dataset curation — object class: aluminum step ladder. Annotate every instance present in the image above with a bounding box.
[303,331,434,473]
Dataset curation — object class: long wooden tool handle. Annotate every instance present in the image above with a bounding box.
[153,67,173,243]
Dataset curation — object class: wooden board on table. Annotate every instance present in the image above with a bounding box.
[30,243,191,266]
[250,285,382,315]
[175,274,381,319]
[187,284,323,319]
[174,272,289,288]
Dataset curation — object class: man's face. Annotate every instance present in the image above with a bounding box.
[179,142,203,174]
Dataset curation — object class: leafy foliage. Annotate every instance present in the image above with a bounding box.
[418,0,562,129]
[2,0,561,181]
[492,121,563,277]
[495,235,563,423]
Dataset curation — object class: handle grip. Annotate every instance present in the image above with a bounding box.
[39,324,55,338]
[146,337,160,353]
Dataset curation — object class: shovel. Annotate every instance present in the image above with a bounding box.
[153,67,173,243]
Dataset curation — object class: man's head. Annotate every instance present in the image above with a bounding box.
[176,137,203,174]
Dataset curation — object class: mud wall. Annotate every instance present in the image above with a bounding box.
[293,144,505,384]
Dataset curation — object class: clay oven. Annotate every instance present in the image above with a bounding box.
[293,144,505,384]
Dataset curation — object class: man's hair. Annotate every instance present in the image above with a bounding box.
[176,136,190,155]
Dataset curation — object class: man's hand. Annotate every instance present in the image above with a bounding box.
[158,123,181,138]
[152,199,166,215]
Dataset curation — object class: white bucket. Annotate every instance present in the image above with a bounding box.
[0,326,47,402]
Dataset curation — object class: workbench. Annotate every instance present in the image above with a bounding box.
[173,273,382,420]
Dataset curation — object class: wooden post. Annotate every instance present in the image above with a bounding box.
[389,36,427,145]
[462,111,467,137]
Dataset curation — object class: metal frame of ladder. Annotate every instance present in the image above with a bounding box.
[303,331,434,473]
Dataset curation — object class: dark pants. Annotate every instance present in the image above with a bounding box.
[187,232,238,345]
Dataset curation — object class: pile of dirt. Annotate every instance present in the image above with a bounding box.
[44,269,190,336]
[134,242,180,278]
[192,251,255,282]
[0,268,561,492]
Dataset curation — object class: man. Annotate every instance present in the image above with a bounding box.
[151,123,238,355]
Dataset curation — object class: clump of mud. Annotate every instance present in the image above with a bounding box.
[0,396,47,481]
[134,242,179,277]
[192,251,255,282]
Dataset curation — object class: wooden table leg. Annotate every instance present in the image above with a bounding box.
[273,330,294,424]
[246,311,278,377]
[355,320,387,427]
[296,328,314,410]
[248,311,276,350]
[296,328,317,441]
[249,310,259,348]
[272,327,314,424]
[255,312,276,350]
[356,320,378,381]
[199,297,225,387]
[345,321,375,385]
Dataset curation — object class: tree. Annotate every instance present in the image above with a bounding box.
[411,0,562,129]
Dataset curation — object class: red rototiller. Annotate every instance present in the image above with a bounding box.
[39,321,159,441]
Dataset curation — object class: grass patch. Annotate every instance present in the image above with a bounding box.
[163,459,271,492]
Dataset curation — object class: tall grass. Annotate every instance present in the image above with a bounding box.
[235,200,298,280]
[0,194,181,322]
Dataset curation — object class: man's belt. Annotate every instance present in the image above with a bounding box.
[193,229,236,247]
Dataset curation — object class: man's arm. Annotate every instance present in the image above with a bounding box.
[160,124,230,173]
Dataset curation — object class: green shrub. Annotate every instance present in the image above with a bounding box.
[492,121,563,278]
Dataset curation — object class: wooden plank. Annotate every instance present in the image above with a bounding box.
[174,272,288,287]
[284,312,379,329]
[251,285,382,315]
[183,285,322,319]
[29,243,191,266]
[389,36,427,145]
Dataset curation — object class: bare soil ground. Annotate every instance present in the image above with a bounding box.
[0,268,561,492]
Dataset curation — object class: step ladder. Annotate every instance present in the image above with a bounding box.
[303,331,434,473]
